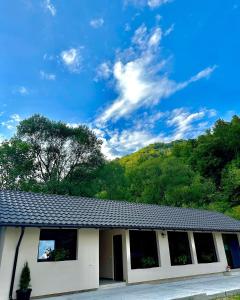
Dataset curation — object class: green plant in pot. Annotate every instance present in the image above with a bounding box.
[141,256,156,268]
[16,262,32,300]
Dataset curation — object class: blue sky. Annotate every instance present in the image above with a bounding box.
[0,0,240,158]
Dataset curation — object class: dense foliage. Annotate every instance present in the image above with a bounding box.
[19,262,31,290]
[88,115,240,219]
[1,114,240,219]
[0,114,104,195]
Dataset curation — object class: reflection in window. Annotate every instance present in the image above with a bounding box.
[168,231,192,266]
[38,229,77,262]
[38,240,55,260]
[129,230,159,269]
[194,233,218,263]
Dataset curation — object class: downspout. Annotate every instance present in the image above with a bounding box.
[9,227,25,300]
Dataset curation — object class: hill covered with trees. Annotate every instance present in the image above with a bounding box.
[1,114,240,219]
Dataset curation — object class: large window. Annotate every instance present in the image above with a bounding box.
[168,231,192,266]
[193,233,218,263]
[129,230,159,269]
[38,229,77,262]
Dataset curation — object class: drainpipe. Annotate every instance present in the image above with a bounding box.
[9,227,25,300]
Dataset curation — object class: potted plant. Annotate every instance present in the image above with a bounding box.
[141,256,156,268]
[16,262,32,300]
[50,248,69,261]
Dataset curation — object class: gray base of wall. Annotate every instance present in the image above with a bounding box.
[127,271,225,286]
[31,288,98,299]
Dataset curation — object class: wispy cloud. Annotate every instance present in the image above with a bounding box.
[40,70,56,80]
[90,18,104,28]
[1,114,22,131]
[14,86,29,95]
[125,0,172,9]
[66,123,81,128]
[95,62,112,81]
[44,0,56,16]
[166,108,217,140]
[94,107,217,159]
[60,48,82,73]
[148,0,171,8]
[164,23,175,36]
[96,24,217,125]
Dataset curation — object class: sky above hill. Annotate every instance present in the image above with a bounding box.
[0,0,240,158]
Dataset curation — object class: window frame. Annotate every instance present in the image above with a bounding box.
[193,232,218,264]
[167,231,193,266]
[37,228,78,262]
[129,230,160,270]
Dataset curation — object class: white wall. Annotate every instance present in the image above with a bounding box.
[0,226,234,300]
[126,230,229,284]
[0,227,99,300]
[0,227,5,268]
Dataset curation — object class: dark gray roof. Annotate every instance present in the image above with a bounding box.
[0,190,240,232]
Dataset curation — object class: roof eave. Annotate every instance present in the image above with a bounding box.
[0,222,239,233]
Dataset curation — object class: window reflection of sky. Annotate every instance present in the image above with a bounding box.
[38,240,55,259]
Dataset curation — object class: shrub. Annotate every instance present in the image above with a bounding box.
[19,262,31,290]
[141,256,156,268]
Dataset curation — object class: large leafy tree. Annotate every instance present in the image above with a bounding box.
[0,114,104,193]
[190,116,240,185]
[0,139,34,189]
[221,158,240,207]
[16,114,104,185]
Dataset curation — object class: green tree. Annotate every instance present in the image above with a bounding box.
[0,139,34,189]
[0,114,104,194]
[190,116,240,185]
[15,114,104,193]
[92,161,129,200]
[221,158,240,207]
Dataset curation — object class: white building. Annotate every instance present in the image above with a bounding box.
[0,190,240,299]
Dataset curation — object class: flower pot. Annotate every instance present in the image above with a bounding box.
[16,289,32,300]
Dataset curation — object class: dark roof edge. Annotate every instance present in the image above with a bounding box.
[0,222,239,233]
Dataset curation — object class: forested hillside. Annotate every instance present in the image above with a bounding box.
[1,114,240,219]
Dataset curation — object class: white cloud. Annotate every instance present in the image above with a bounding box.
[60,48,82,73]
[125,23,131,32]
[147,0,171,8]
[94,107,217,159]
[94,127,165,159]
[166,108,217,140]
[44,0,56,16]
[66,123,81,128]
[15,86,29,95]
[125,0,171,8]
[1,114,22,131]
[11,114,22,122]
[43,53,55,61]
[133,111,165,130]
[164,23,175,36]
[95,62,112,81]
[40,70,56,80]
[187,65,217,83]
[90,18,104,28]
[96,24,216,125]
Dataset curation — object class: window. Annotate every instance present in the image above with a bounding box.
[38,229,77,262]
[193,232,217,263]
[129,230,159,269]
[168,231,192,266]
